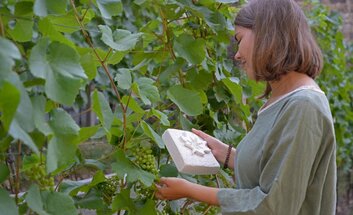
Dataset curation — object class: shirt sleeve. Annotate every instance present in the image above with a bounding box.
[217,99,333,214]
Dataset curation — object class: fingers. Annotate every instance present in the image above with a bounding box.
[155,189,165,200]
[192,128,212,140]
[155,179,169,200]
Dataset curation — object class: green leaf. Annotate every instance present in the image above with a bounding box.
[97,0,123,19]
[112,190,157,214]
[0,82,20,131]
[75,126,100,143]
[9,120,39,154]
[34,0,67,17]
[151,109,170,126]
[122,96,144,114]
[61,170,106,196]
[106,51,127,65]
[26,185,49,215]
[0,37,21,79]
[40,191,78,215]
[136,199,157,215]
[38,18,76,48]
[140,121,164,148]
[134,77,160,106]
[83,159,105,170]
[222,78,242,103]
[2,59,36,154]
[8,20,34,42]
[186,69,213,90]
[0,163,10,183]
[9,74,35,132]
[46,10,93,34]
[29,39,87,106]
[31,95,51,135]
[80,52,98,80]
[115,68,132,90]
[92,90,114,131]
[99,25,143,51]
[47,109,80,173]
[0,189,18,215]
[49,109,80,139]
[159,164,178,177]
[173,34,206,64]
[75,189,107,210]
[7,2,34,42]
[111,189,135,212]
[167,85,203,116]
[112,149,155,186]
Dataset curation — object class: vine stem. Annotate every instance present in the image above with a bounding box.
[69,0,128,149]
[181,199,193,213]
[15,140,22,204]
[0,15,5,37]
[160,8,185,86]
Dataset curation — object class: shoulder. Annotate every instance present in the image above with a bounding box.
[283,89,332,120]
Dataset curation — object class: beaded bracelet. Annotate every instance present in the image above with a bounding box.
[223,144,233,169]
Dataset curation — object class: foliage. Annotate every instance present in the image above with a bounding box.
[304,1,353,172]
[0,0,351,214]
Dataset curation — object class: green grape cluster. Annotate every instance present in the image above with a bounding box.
[23,163,55,190]
[134,183,155,199]
[96,176,120,204]
[132,146,158,175]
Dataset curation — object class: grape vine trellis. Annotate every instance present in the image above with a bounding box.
[0,0,352,214]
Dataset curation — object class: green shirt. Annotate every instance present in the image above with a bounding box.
[218,88,337,215]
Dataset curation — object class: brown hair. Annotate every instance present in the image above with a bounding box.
[234,0,323,98]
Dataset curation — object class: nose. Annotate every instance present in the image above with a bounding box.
[234,51,241,61]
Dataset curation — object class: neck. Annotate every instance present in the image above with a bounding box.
[269,72,318,99]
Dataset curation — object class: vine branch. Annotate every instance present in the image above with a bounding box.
[15,141,22,204]
[0,15,5,37]
[160,8,185,86]
[69,0,128,149]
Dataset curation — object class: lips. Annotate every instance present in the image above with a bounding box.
[239,60,246,69]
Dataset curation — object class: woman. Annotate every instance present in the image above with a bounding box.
[156,0,337,214]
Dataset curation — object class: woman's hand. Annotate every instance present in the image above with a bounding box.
[192,128,236,169]
[155,177,219,205]
[155,177,191,200]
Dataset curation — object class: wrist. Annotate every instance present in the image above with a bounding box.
[223,144,233,168]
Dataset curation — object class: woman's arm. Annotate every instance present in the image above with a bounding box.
[155,177,220,205]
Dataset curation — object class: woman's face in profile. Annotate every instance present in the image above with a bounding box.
[234,26,255,80]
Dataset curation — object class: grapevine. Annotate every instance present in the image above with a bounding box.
[23,163,55,191]
[96,175,120,204]
[132,146,159,175]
